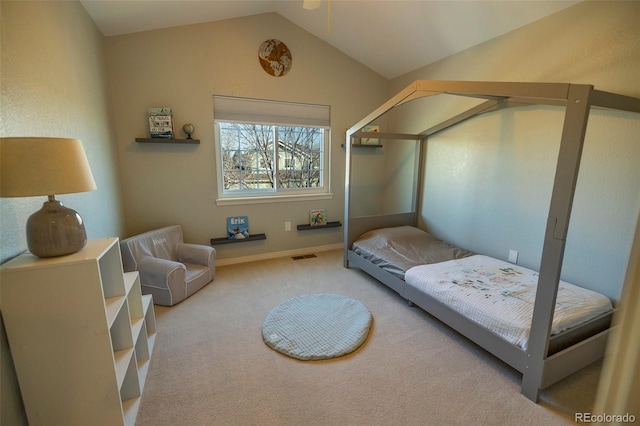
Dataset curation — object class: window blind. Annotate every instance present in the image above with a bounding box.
[213,95,330,127]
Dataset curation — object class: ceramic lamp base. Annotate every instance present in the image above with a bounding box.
[27,198,87,257]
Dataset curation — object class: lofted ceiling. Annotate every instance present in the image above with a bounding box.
[80,0,581,79]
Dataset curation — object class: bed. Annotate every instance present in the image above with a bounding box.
[343,81,640,402]
[353,224,612,348]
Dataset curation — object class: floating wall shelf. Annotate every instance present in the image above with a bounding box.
[297,221,342,231]
[210,233,267,245]
[135,138,200,144]
[341,144,382,148]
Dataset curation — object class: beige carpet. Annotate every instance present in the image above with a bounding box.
[136,249,602,426]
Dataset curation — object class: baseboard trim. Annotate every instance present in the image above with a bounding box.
[215,243,344,266]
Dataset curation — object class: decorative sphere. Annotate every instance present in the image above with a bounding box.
[183,123,195,137]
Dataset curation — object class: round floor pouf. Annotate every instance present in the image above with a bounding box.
[262,293,372,360]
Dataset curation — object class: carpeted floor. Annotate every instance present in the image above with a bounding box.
[136,249,602,425]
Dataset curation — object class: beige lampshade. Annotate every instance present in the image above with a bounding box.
[1,137,97,257]
[1,137,97,197]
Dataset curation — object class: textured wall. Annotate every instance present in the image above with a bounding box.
[388,1,640,301]
[105,13,389,259]
[0,1,124,262]
[0,1,124,424]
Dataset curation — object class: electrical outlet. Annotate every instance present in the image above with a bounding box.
[285,221,291,232]
[509,250,519,264]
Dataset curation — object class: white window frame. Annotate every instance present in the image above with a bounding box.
[213,95,332,206]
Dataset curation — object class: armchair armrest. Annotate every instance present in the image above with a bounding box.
[176,243,215,266]
[137,257,186,290]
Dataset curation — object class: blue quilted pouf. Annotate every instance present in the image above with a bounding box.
[262,293,372,360]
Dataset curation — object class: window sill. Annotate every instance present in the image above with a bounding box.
[216,192,333,206]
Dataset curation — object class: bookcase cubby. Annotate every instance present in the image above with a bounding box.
[0,238,157,425]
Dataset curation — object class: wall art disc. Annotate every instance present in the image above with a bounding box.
[258,39,292,77]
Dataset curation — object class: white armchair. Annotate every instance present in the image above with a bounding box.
[120,225,215,306]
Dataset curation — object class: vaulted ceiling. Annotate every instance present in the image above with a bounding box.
[81,0,581,79]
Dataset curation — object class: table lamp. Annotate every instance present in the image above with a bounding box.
[1,137,97,257]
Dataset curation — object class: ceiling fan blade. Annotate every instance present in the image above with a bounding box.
[303,0,321,10]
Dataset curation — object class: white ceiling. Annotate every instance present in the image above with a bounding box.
[80,0,581,79]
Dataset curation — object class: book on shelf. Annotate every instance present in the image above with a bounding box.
[148,107,174,139]
[309,209,327,226]
[227,216,250,239]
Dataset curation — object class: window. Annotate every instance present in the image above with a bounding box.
[214,96,331,204]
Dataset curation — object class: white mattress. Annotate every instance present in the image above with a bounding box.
[404,255,613,350]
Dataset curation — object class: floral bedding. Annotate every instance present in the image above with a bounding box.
[404,255,613,349]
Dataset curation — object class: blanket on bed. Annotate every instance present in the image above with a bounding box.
[404,255,613,349]
[352,225,474,278]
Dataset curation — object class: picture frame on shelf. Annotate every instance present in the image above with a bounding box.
[360,125,379,145]
[148,107,174,139]
[309,209,327,226]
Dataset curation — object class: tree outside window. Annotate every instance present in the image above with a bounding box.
[218,122,325,194]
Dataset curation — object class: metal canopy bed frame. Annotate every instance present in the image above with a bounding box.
[343,80,640,402]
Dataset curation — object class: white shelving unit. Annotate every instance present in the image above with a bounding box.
[1,238,157,426]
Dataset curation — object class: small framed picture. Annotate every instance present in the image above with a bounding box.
[148,107,174,139]
[309,209,327,226]
[361,125,379,145]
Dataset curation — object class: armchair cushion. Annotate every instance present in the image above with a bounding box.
[177,243,215,280]
[120,225,215,306]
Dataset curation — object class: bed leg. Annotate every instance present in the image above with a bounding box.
[521,385,540,403]
[521,370,542,403]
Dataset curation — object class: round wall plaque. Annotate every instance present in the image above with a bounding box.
[258,39,292,77]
